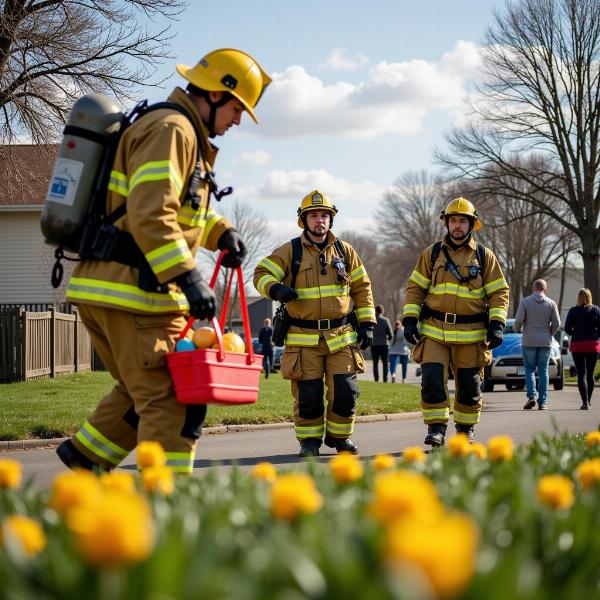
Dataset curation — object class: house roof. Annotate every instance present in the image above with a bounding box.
[0,145,58,208]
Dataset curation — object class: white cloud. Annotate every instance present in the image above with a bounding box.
[318,48,369,71]
[256,41,483,139]
[236,150,271,166]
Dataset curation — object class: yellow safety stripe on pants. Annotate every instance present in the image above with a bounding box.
[420,323,487,343]
[453,410,480,425]
[165,451,194,473]
[428,282,485,299]
[296,284,349,300]
[258,257,285,281]
[67,277,188,313]
[75,420,129,465]
[295,424,325,439]
[410,269,430,290]
[350,265,366,281]
[198,209,222,246]
[484,277,509,294]
[402,303,421,318]
[108,170,128,197]
[422,407,450,422]
[145,238,192,275]
[489,307,507,322]
[355,306,376,321]
[129,160,183,196]
[177,205,206,227]
[326,330,358,352]
[257,273,279,297]
[285,333,320,346]
[326,421,354,436]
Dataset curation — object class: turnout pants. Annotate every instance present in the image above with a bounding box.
[412,336,491,426]
[280,337,365,442]
[71,305,205,473]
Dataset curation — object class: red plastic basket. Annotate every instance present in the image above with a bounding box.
[166,251,262,405]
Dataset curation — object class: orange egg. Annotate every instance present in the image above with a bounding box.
[192,326,217,349]
[212,332,246,353]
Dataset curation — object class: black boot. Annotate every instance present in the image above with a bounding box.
[455,424,475,444]
[56,439,99,471]
[324,435,358,454]
[424,424,446,447]
[299,438,321,458]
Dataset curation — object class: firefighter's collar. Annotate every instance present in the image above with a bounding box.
[442,233,476,251]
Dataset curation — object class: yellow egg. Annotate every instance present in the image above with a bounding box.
[213,332,246,353]
[192,327,217,349]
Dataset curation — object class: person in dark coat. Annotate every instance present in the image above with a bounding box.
[564,288,600,410]
[371,304,393,382]
[258,318,274,378]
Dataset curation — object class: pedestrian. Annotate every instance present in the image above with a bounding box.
[513,279,561,411]
[258,318,274,378]
[56,49,271,473]
[253,190,376,457]
[402,197,509,446]
[564,288,600,410]
[371,305,393,382]
[389,320,410,383]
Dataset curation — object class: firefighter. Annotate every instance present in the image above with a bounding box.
[253,190,376,457]
[56,49,271,473]
[402,197,509,446]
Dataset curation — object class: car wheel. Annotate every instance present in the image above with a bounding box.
[482,380,494,392]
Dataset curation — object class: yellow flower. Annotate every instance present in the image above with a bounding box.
[402,447,426,464]
[585,431,600,448]
[270,473,323,521]
[0,458,22,489]
[136,441,167,470]
[373,453,396,472]
[448,434,471,458]
[537,474,575,510]
[0,515,46,558]
[576,458,600,491]
[330,453,363,483]
[49,469,102,517]
[368,470,443,526]
[67,490,154,567]
[251,462,277,482]
[487,435,514,462]
[100,471,136,494]
[467,443,487,459]
[141,465,175,495]
[386,511,479,600]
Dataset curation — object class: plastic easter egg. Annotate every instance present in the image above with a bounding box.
[193,326,217,349]
[175,339,196,352]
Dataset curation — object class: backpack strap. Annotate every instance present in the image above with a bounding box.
[476,242,486,278]
[333,238,347,264]
[430,241,442,272]
[290,236,303,289]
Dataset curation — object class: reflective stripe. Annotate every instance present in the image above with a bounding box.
[355,306,375,321]
[145,238,192,275]
[67,277,188,313]
[422,407,450,422]
[484,277,509,294]
[75,421,129,465]
[420,323,487,343]
[428,282,485,299]
[296,284,349,300]
[326,421,354,435]
[129,160,183,196]
[350,265,366,281]
[199,209,222,245]
[286,333,319,346]
[295,424,325,439]
[258,257,285,281]
[410,269,430,289]
[177,205,206,227]
[257,274,279,297]
[403,303,421,318]
[489,307,507,321]
[108,170,128,197]
[454,410,480,425]
[165,451,194,474]
[326,330,357,352]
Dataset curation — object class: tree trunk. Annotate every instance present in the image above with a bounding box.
[580,236,600,303]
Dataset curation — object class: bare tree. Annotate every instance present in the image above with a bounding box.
[0,0,184,145]
[437,0,600,300]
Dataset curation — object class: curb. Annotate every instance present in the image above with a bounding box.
[0,411,421,451]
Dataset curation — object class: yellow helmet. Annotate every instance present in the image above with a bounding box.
[440,197,482,231]
[297,190,338,228]
[176,48,272,123]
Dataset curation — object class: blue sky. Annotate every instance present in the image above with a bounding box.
[140,0,505,242]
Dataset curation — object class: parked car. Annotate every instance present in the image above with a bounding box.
[482,318,564,392]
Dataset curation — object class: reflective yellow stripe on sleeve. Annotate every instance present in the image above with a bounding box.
[258,257,285,280]
[488,307,508,322]
[199,208,223,246]
[107,170,129,197]
[350,265,366,281]
[484,277,509,295]
[257,273,279,297]
[409,269,431,289]
[402,304,421,318]
[145,238,192,275]
[355,306,376,321]
[129,160,183,196]
[177,205,206,227]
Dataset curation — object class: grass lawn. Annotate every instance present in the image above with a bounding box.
[0,371,421,440]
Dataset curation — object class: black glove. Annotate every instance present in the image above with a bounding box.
[357,323,374,350]
[269,283,299,303]
[486,320,504,349]
[218,229,247,268]
[174,269,216,320]
[402,317,420,345]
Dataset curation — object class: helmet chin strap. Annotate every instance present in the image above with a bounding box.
[186,84,231,137]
